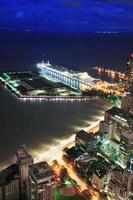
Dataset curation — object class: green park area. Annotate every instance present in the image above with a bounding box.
[55,181,84,200]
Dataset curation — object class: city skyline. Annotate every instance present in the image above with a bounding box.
[0,54,133,200]
[0,1,133,199]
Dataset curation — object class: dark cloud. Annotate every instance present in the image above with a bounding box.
[102,0,133,3]
[0,0,133,32]
[57,0,84,8]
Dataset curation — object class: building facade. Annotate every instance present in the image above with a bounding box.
[29,161,56,200]
[108,163,133,200]
[125,54,133,95]
[16,145,33,199]
[121,55,133,115]
[0,164,20,200]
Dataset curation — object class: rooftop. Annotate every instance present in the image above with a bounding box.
[0,164,19,186]
[29,161,55,183]
[106,106,133,123]
[16,145,33,161]
[76,130,95,143]
[65,146,83,159]
[89,160,107,179]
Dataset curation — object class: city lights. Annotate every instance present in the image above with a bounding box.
[0,54,133,200]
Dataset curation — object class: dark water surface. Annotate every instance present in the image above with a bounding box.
[0,32,133,72]
[0,85,107,168]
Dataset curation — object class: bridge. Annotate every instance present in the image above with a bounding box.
[37,61,95,91]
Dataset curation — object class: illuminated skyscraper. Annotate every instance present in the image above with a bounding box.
[121,95,133,115]
[126,54,133,94]
[16,145,33,199]
[0,164,20,200]
[123,158,133,198]
[121,55,133,115]
[29,161,56,200]
[16,145,33,181]
[107,160,133,200]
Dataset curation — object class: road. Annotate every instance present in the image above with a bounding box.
[34,117,103,163]
[34,116,104,200]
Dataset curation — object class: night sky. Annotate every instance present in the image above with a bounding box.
[0,0,133,32]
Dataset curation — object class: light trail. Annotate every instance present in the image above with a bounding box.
[34,116,104,200]
[34,134,75,163]
[95,83,125,97]
[61,157,88,191]
[60,155,102,200]
[34,116,104,164]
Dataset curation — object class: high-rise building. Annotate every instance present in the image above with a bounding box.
[120,131,133,155]
[0,164,20,200]
[16,145,33,199]
[75,130,97,153]
[99,120,114,140]
[0,186,3,200]
[92,166,111,193]
[121,54,133,115]
[121,95,133,115]
[98,106,133,168]
[104,106,133,142]
[29,161,56,200]
[107,158,133,200]
[16,145,33,181]
[125,54,133,94]
[107,167,128,200]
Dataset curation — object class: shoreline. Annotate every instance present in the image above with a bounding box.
[0,87,112,171]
